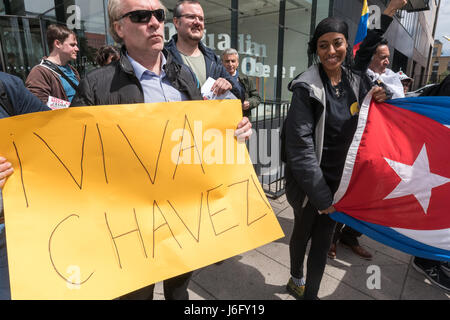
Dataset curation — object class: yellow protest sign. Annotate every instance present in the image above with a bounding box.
[0,100,284,300]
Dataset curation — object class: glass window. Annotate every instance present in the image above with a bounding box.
[415,23,422,49]
[199,0,232,50]
[399,10,417,36]
[0,16,44,81]
[281,1,314,102]
[0,0,109,78]
[282,0,329,102]
[237,0,281,103]
[316,0,330,26]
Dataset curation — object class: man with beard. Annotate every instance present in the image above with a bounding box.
[165,1,243,100]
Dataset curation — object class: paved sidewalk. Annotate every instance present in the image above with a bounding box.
[155,195,450,300]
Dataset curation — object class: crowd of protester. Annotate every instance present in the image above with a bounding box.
[1,0,448,300]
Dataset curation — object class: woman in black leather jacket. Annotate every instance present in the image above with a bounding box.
[284,0,407,300]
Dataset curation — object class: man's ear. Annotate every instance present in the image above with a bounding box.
[114,21,124,39]
[173,17,179,30]
[54,39,62,50]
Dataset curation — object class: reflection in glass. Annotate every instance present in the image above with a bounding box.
[0,17,44,81]
[0,0,109,78]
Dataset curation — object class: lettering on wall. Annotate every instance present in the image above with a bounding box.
[165,23,297,79]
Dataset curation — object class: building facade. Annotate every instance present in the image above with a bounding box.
[0,0,439,96]
[430,39,450,83]
[0,0,335,103]
[333,0,440,90]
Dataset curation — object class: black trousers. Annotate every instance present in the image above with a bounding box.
[118,271,193,300]
[289,201,336,300]
[332,223,362,246]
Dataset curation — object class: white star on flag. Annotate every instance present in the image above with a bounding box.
[384,144,450,214]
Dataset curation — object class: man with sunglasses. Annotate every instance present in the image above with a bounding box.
[166,1,243,100]
[70,0,252,300]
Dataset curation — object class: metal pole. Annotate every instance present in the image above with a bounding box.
[54,0,66,23]
[275,0,286,103]
[0,33,5,72]
[231,0,238,50]
[103,0,113,45]
[328,0,334,17]
[308,0,318,67]
[39,18,48,57]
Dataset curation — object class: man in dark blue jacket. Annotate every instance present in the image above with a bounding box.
[165,0,243,100]
[0,72,49,119]
[0,71,49,300]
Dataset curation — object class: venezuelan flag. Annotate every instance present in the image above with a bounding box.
[353,0,369,56]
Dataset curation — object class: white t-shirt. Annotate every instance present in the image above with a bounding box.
[367,68,405,99]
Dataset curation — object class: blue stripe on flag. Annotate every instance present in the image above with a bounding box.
[387,97,450,126]
[330,212,450,261]
[354,14,369,45]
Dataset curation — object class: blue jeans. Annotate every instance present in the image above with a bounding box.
[0,225,11,300]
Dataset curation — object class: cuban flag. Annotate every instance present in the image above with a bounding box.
[353,0,369,56]
[331,94,450,261]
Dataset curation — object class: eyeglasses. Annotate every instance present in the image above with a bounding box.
[175,14,204,23]
[119,9,165,23]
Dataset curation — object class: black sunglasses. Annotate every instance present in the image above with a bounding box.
[120,9,165,23]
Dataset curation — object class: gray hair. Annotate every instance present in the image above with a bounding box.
[107,0,124,44]
[222,48,239,58]
[108,0,167,44]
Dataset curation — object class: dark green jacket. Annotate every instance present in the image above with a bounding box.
[238,73,261,117]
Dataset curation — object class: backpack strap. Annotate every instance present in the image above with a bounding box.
[41,59,79,92]
[0,80,14,116]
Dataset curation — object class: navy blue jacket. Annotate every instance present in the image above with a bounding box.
[0,72,49,119]
[165,35,244,101]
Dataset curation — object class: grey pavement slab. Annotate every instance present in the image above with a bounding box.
[191,250,291,300]
[400,266,450,300]
[318,273,374,300]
